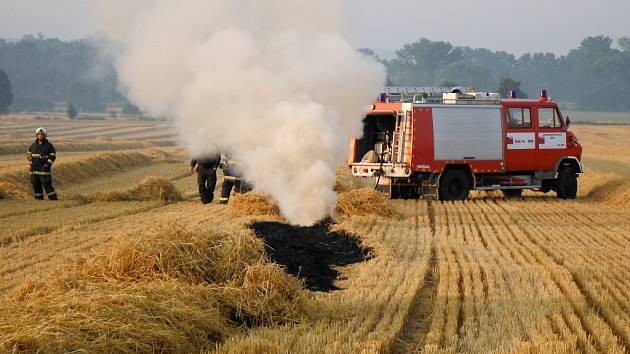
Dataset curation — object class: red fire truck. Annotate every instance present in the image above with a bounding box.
[348,87,583,200]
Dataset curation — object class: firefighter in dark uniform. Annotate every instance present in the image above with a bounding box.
[190,152,221,204]
[219,155,252,204]
[27,127,58,200]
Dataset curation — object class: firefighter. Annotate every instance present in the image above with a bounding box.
[190,152,222,204]
[219,155,252,204]
[27,127,58,200]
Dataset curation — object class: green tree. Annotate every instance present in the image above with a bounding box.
[66,102,78,119]
[387,39,463,86]
[358,48,380,60]
[497,78,527,98]
[565,36,630,111]
[618,36,630,52]
[0,69,12,114]
[436,62,493,91]
[0,35,122,112]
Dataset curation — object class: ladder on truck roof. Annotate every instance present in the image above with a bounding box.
[381,86,452,103]
[380,86,502,105]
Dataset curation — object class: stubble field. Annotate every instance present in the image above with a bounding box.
[0,115,628,353]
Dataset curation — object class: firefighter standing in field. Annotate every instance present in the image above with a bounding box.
[219,155,252,204]
[190,152,221,204]
[27,127,58,200]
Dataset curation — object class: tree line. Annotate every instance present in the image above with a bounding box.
[0,34,122,114]
[372,35,630,111]
[1,34,630,114]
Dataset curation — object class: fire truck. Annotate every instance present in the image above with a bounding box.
[348,86,583,200]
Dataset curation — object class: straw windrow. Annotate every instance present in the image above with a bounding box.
[81,176,184,204]
[1,224,304,353]
[336,188,395,218]
[225,193,281,217]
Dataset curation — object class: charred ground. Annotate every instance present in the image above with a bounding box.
[250,220,372,292]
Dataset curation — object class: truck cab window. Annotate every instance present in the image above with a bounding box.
[538,108,562,128]
[507,108,531,129]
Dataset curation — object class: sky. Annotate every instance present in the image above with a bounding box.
[0,0,628,58]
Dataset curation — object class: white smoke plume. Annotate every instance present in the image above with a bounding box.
[93,0,386,225]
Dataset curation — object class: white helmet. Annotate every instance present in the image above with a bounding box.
[35,127,47,136]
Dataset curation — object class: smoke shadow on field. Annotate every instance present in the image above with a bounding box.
[250,220,372,292]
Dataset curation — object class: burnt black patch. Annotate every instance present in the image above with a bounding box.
[250,219,372,292]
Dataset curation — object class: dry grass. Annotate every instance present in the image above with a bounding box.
[336,188,394,218]
[587,178,630,207]
[225,193,281,217]
[0,150,174,197]
[0,224,304,353]
[0,139,176,155]
[0,180,27,199]
[0,202,156,247]
[79,176,184,204]
[1,121,629,353]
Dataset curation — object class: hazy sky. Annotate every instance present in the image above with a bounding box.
[1,0,628,57]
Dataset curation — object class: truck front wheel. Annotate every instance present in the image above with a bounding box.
[556,167,578,199]
[439,170,471,201]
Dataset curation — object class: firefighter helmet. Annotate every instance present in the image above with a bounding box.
[35,127,47,136]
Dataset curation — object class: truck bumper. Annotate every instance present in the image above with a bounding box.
[350,163,413,178]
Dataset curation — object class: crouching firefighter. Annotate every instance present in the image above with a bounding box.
[27,127,58,200]
[190,152,221,204]
[219,155,252,204]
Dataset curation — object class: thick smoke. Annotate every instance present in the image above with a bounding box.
[94,0,386,225]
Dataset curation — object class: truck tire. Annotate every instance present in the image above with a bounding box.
[556,166,577,199]
[503,189,523,199]
[439,169,471,201]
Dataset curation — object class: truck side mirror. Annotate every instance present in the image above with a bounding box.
[566,116,571,127]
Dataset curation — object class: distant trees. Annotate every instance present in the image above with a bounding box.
[498,78,527,99]
[66,103,77,119]
[387,39,464,86]
[385,36,630,111]
[0,35,122,112]
[2,34,630,113]
[0,69,12,114]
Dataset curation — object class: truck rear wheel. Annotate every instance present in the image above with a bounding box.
[556,166,577,199]
[439,170,471,201]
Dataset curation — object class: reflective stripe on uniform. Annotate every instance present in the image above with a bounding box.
[223,176,240,181]
[30,171,51,176]
[47,191,57,196]
[34,193,44,197]
[220,197,229,201]
[30,153,41,158]
[47,159,54,164]
[49,153,56,156]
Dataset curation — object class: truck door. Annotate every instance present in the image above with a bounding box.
[536,107,567,171]
[504,107,537,171]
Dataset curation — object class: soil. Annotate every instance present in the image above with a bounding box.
[250,220,371,292]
